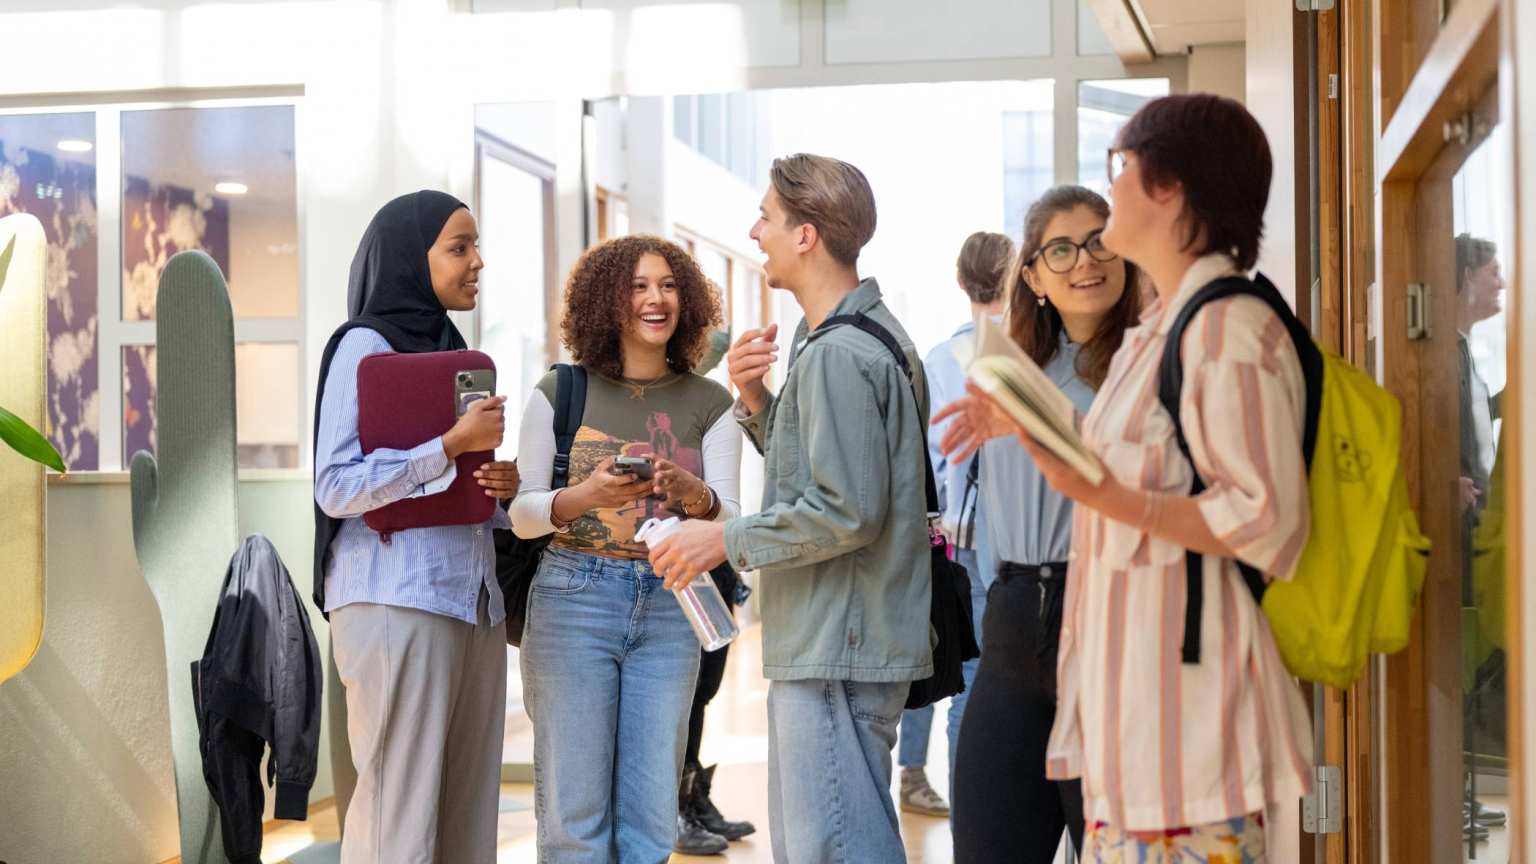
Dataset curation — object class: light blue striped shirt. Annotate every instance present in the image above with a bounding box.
[315,328,509,625]
[923,321,995,584]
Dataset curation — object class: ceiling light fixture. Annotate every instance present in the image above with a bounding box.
[214,181,249,196]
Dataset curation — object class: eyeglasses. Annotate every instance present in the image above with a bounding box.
[1027,230,1118,274]
[1107,148,1129,185]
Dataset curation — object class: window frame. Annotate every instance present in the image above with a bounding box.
[0,92,307,473]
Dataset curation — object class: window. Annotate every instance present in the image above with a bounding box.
[1077,78,1171,194]
[117,104,303,470]
[595,185,630,243]
[1002,108,1055,242]
[0,111,100,470]
[674,228,768,389]
[672,92,766,187]
[476,136,558,457]
[1,101,302,472]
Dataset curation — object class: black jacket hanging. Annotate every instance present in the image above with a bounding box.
[192,534,323,864]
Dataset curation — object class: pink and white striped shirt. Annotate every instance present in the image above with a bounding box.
[1046,254,1314,831]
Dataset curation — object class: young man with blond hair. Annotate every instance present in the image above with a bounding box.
[649,153,933,863]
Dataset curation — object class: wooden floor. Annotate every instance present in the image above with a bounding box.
[256,623,961,863]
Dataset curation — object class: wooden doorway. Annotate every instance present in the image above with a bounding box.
[1325,0,1522,860]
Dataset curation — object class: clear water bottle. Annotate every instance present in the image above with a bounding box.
[635,517,739,651]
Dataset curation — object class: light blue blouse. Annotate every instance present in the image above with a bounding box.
[314,327,510,625]
[977,333,1096,573]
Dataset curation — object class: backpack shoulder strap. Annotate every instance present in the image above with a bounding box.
[819,313,941,519]
[550,364,588,491]
[1155,275,1321,664]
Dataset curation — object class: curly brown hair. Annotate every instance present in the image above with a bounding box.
[560,235,723,380]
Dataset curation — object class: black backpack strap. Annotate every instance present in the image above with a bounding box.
[551,364,587,490]
[959,452,981,549]
[1156,274,1323,664]
[819,313,942,520]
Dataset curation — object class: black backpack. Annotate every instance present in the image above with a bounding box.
[495,364,586,646]
[820,313,981,709]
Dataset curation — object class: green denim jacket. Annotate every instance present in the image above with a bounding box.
[723,279,935,683]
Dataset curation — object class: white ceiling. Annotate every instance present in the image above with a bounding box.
[1085,0,1245,59]
[1137,0,1244,53]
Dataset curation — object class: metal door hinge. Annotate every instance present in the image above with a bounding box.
[1406,283,1431,340]
[1303,765,1343,833]
[1296,0,1336,10]
[1328,74,1339,100]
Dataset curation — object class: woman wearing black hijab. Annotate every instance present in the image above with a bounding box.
[313,190,519,862]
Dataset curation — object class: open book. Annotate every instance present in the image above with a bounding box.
[964,316,1104,484]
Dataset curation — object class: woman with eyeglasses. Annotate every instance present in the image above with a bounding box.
[941,93,1312,862]
[943,186,1141,861]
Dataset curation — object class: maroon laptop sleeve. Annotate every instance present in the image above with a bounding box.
[356,349,497,535]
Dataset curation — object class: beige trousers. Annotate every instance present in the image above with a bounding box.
[331,592,507,864]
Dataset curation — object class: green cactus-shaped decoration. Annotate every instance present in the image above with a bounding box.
[130,250,237,863]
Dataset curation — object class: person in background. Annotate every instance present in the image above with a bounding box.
[674,326,759,855]
[510,235,742,863]
[313,190,521,863]
[896,230,1014,819]
[945,186,1142,860]
[1455,233,1503,571]
[938,94,1313,861]
[647,153,933,864]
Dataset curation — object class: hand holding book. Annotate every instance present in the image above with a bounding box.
[931,316,1104,484]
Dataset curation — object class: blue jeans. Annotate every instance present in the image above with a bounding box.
[897,548,987,792]
[767,678,910,864]
[520,546,701,863]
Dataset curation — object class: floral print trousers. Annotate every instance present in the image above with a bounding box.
[1082,814,1266,863]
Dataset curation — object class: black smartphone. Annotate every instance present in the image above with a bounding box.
[611,455,655,480]
[454,369,496,417]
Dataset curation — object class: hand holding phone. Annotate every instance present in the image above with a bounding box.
[455,369,496,417]
[444,395,506,458]
[611,455,656,481]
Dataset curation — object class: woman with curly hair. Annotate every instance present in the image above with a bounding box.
[510,234,742,862]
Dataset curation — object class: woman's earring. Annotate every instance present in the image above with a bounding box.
[1036,294,1047,307]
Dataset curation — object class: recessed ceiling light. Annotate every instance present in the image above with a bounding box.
[214,181,249,196]
[57,139,93,153]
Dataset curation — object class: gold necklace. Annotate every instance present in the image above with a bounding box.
[621,371,671,399]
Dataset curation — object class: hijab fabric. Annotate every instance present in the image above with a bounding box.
[310,190,469,614]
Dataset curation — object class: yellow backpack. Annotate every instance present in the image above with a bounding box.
[1159,274,1430,689]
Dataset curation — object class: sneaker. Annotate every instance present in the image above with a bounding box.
[675,813,729,855]
[900,767,950,817]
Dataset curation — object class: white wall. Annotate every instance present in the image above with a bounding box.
[1188,42,1248,105]
[1246,0,1300,303]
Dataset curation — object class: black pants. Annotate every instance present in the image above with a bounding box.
[953,564,1084,863]
[684,566,739,767]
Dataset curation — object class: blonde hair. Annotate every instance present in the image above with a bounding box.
[769,153,876,267]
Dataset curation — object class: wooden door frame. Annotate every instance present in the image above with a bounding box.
[1359,0,1511,860]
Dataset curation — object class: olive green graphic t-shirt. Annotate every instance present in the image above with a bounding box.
[533,370,732,559]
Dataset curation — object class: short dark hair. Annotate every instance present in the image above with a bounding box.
[1116,93,1272,271]
[956,232,1015,304]
[1455,233,1497,293]
[769,154,877,267]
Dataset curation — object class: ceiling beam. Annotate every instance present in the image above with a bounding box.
[1082,0,1157,63]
